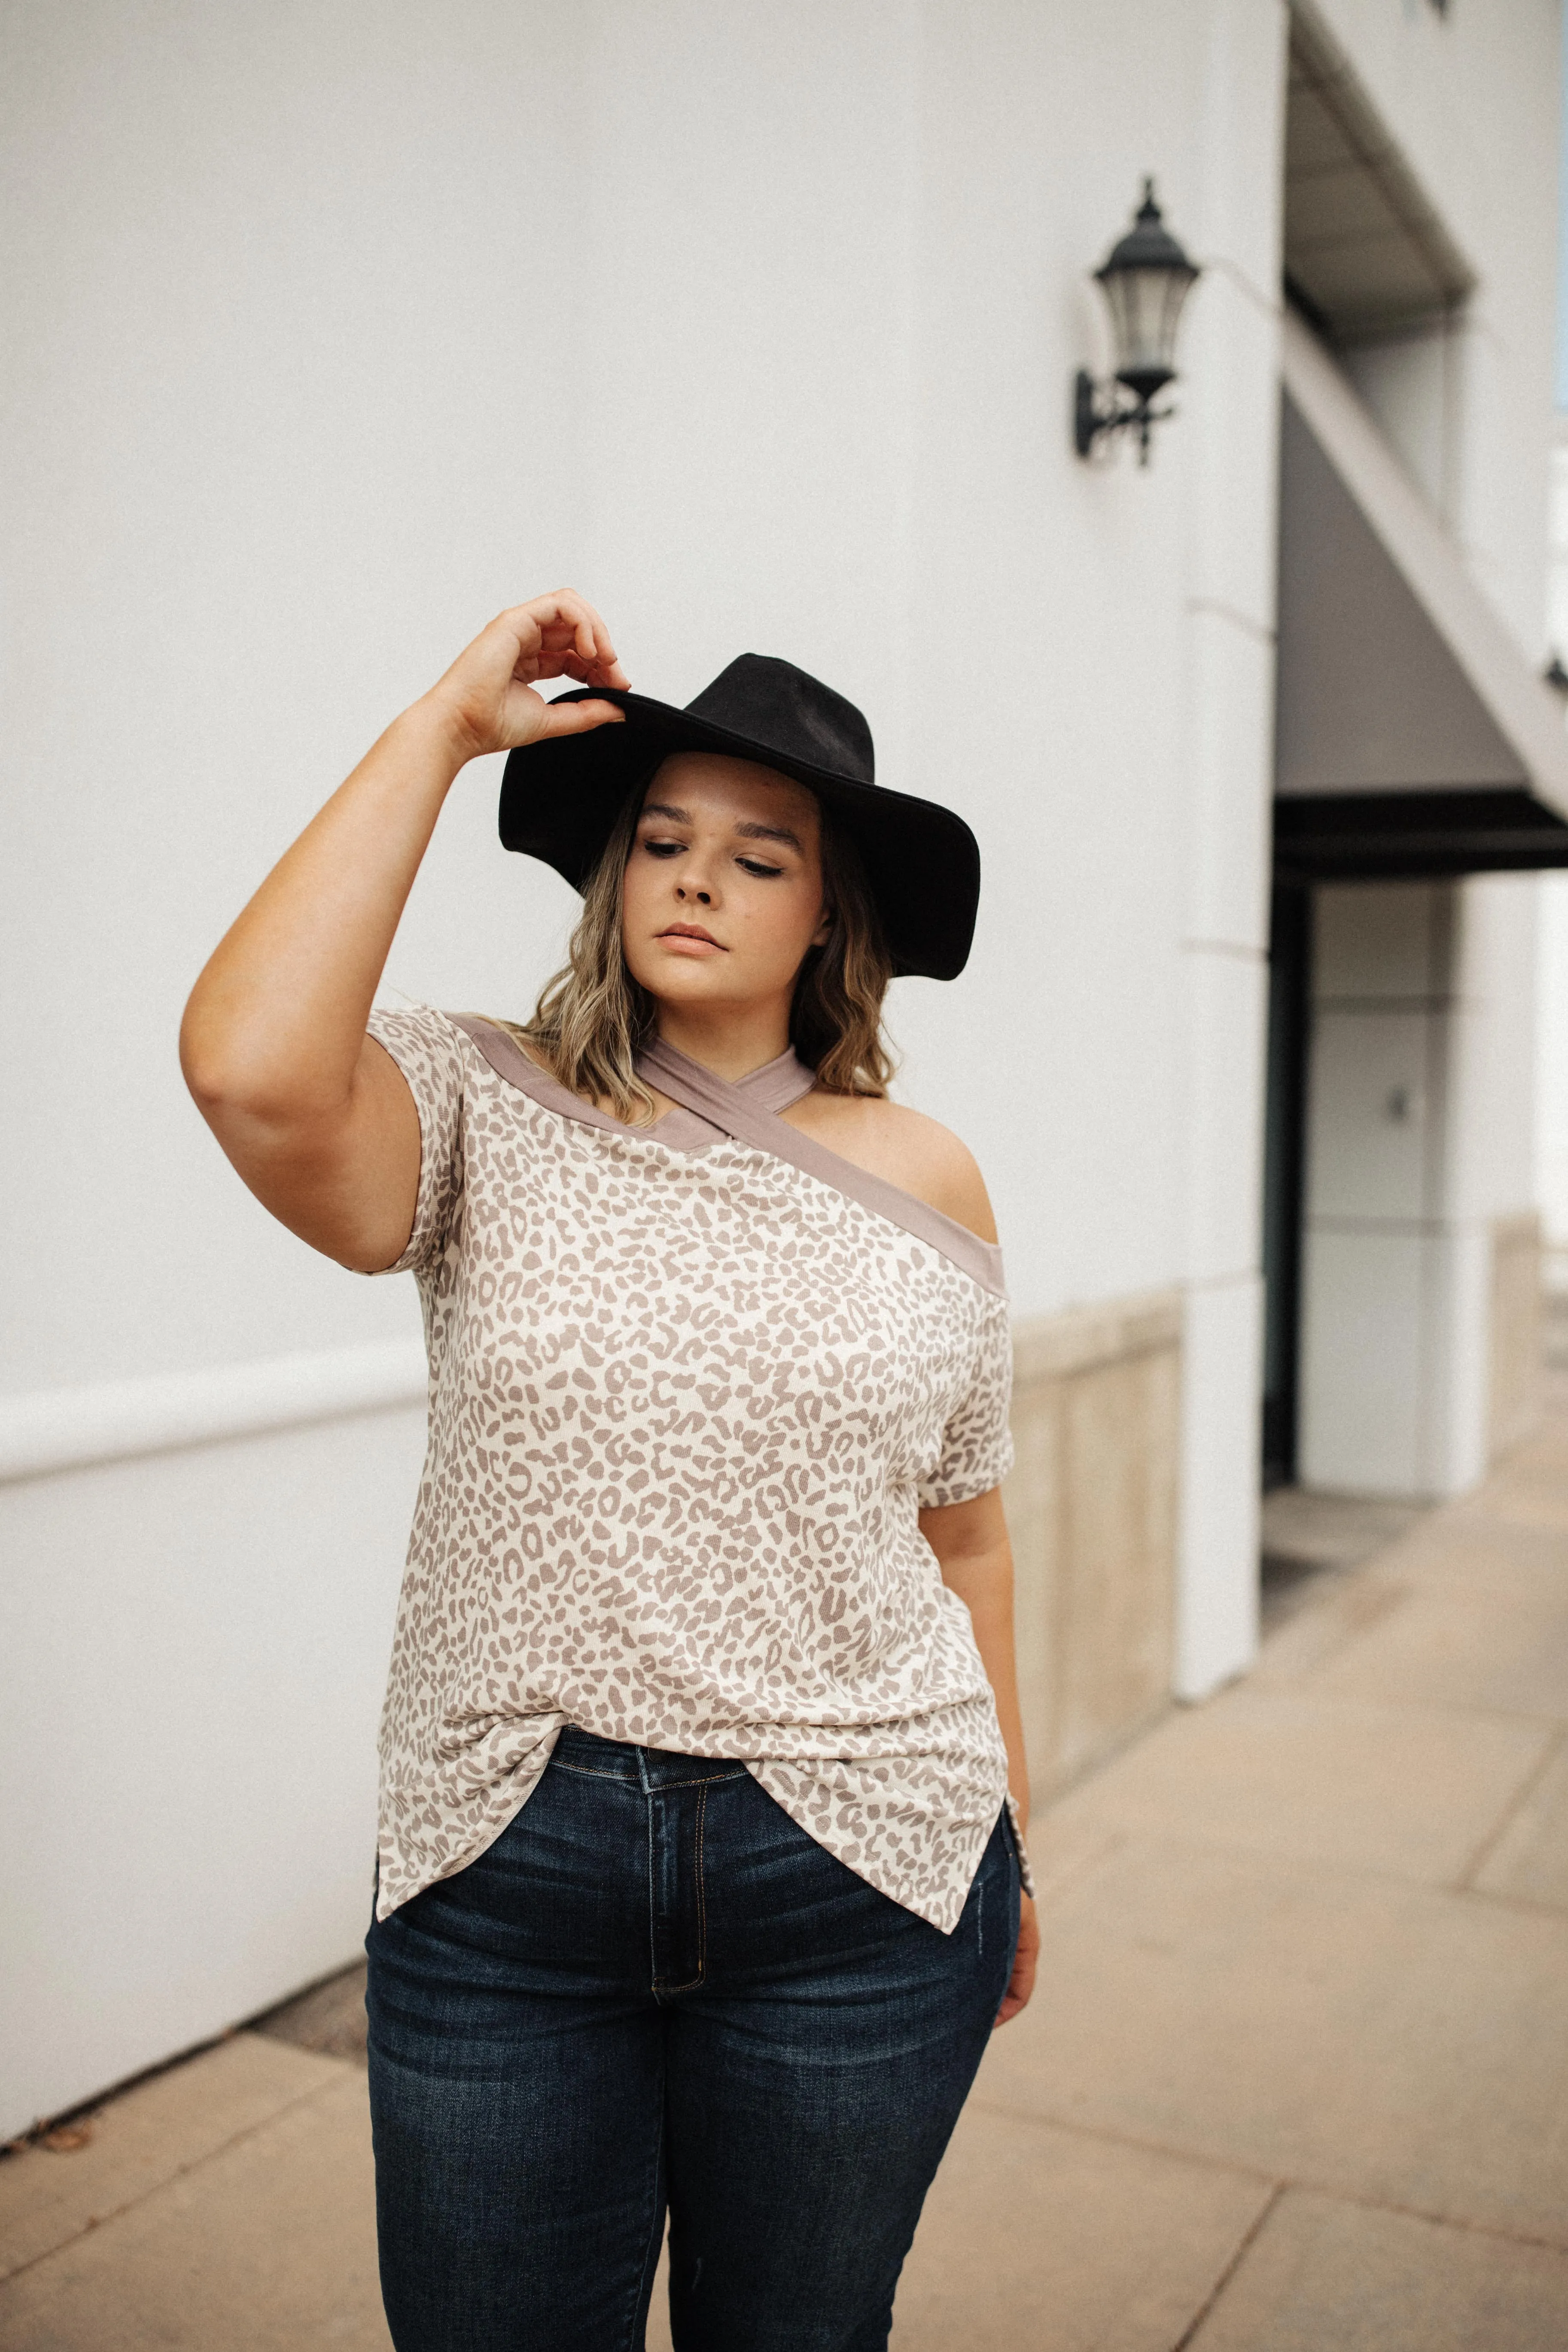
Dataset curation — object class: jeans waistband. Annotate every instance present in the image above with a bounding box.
[552,1721,750,1792]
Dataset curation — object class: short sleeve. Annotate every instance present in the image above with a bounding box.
[364,1004,466,1275]
[917,1294,1016,1509]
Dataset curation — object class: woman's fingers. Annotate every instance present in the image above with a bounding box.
[545,648,604,685]
[993,1896,1039,2028]
[530,647,629,691]
[501,590,628,691]
[420,594,627,763]
[555,588,625,685]
[530,696,627,740]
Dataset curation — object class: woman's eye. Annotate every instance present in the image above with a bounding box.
[738,858,784,879]
[642,839,683,859]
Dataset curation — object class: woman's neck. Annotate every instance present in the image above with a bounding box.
[651,1000,794,1083]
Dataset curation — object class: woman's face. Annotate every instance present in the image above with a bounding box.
[621,753,831,1017]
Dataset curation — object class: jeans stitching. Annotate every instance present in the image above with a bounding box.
[695,1784,708,1979]
[556,1760,745,1788]
[642,1769,746,1789]
[663,1782,708,1994]
[645,1784,659,1997]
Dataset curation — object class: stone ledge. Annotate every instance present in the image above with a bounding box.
[1013,1289,1184,1386]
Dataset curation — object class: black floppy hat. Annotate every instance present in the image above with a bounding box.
[498,654,980,981]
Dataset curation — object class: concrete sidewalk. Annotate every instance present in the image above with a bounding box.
[5,1390,1568,2350]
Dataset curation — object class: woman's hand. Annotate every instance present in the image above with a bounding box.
[420,588,630,763]
[994,1892,1038,2028]
[182,587,629,1272]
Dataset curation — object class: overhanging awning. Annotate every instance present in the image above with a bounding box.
[1274,308,1568,881]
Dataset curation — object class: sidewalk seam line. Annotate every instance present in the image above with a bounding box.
[1262,1681,1568,1732]
[965,2099,1276,2185]
[0,2072,349,2289]
[1035,1819,1568,1910]
[966,2102,1568,2253]
[1167,2182,1284,2351]
[1454,1881,1568,1924]
[1260,1631,1568,1731]
[1453,1723,1568,1890]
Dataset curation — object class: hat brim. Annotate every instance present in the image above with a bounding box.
[499,688,980,982]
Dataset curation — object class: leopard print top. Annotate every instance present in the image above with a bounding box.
[364,1004,1016,1932]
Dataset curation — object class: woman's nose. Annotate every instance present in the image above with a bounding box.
[676,881,713,905]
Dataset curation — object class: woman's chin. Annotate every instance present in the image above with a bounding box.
[637,960,745,1007]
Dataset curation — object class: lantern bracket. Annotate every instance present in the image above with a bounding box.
[1073,178,1198,470]
[1073,370,1175,466]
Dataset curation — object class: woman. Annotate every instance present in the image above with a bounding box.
[181,588,1038,2352]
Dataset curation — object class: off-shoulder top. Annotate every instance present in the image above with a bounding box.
[364,1004,1023,1931]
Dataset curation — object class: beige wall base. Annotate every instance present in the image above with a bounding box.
[1489,1212,1544,1460]
[1005,1292,1182,1808]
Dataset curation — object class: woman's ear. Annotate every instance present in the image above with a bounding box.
[811,901,834,950]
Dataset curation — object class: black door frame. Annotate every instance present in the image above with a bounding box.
[1261,880,1312,1488]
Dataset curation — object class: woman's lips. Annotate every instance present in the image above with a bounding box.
[658,925,725,951]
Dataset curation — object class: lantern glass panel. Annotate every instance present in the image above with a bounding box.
[1102,262,1197,399]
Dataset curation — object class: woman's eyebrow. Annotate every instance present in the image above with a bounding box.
[735,819,803,850]
[640,802,803,852]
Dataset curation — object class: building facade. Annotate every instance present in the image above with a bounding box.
[1538,424,1568,1289]
[3,0,1562,2136]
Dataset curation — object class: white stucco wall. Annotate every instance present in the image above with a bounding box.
[1,0,1288,2131]
[2,0,1252,1374]
[4,0,1554,2132]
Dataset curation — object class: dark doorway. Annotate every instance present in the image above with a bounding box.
[1261,882,1312,1487]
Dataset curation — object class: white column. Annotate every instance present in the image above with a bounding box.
[1172,0,1287,1698]
[1299,874,1538,1499]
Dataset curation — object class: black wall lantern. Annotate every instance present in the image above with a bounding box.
[1074,179,1200,466]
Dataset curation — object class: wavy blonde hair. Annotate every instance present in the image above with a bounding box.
[510,778,897,1124]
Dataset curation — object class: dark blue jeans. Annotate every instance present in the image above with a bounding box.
[365,1724,1017,2352]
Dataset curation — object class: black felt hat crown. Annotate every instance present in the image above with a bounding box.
[499,654,980,981]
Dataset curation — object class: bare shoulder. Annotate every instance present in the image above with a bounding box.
[782,1091,998,1243]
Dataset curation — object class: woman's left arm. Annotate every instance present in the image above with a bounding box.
[919,1485,1039,2027]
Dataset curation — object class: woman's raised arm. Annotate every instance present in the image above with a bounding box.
[179,590,627,1271]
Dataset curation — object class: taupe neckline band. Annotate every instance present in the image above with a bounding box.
[448,1015,1005,1298]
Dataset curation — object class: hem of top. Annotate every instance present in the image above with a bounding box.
[359,1023,440,1278]
[740,1757,999,1936]
[373,1723,567,1920]
[916,1466,1017,1511]
[373,1736,1005,1934]
[1004,1792,1038,1900]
